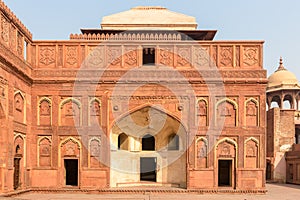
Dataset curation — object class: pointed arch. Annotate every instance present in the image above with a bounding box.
[14,133,26,167]
[215,137,238,167]
[196,97,208,127]
[88,137,101,168]
[59,98,82,126]
[215,98,238,127]
[195,137,208,168]
[58,136,82,167]
[244,97,259,127]
[37,97,52,125]
[37,136,52,167]
[88,97,101,126]
[244,137,259,168]
[14,90,26,123]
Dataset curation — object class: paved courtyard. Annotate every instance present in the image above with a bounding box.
[0,183,299,200]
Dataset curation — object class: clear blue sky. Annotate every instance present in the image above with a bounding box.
[3,0,300,78]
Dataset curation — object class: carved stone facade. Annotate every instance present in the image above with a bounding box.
[0,3,267,194]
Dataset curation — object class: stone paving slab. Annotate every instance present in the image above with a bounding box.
[1,183,299,200]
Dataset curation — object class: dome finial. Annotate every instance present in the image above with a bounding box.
[276,56,286,71]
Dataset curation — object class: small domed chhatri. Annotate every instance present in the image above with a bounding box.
[267,57,300,91]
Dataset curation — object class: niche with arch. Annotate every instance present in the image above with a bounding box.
[216,98,238,127]
[89,98,101,126]
[38,137,52,167]
[59,98,81,126]
[38,97,52,125]
[195,137,208,168]
[14,91,25,123]
[89,137,101,168]
[118,133,129,151]
[245,98,259,127]
[244,138,259,168]
[197,98,208,127]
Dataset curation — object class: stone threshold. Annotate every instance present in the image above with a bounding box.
[0,187,267,197]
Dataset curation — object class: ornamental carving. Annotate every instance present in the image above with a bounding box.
[217,141,235,158]
[38,137,51,167]
[245,139,258,168]
[61,138,80,157]
[159,48,173,66]
[39,47,55,66]
[236,46,240,67]
[66,46,77,66]
[124,49,137,66]
[194,47,209,67]
[243,47,259,66]
[220,46,233,67]
[177,47,190,67]
[17,32,23,57]
[10,26,16,50]
[107,47,121,66]
[87,46,104,67]
[196,139,207,168]
[1,16,9,44]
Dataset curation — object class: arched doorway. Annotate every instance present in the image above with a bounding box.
[110,106,187,188]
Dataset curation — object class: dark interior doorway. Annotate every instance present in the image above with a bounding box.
[64,159,78,186]
[266,161,272,180]
[143,48,155,65]
[218,160,232,186]
[142,134,155,151]
[13,158,21,190]
[140,157,156,182]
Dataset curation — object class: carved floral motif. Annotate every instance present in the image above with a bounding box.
[17,32,23,56]
[108,47,121,66]
[177,48,190,66]
[66,46,77,65]
[220,47,233,67]
[87,46,104,67]
[39,47,55,66]
[125,50,137,66]
[243,47,259,66]
[1,16,9,44]
[195,47,209,67]
[159,48,173,66]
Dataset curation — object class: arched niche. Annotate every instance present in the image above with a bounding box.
[245,98,259,127]
[216,98,238,127]
[38,97,52,126]
[59,98,82,126]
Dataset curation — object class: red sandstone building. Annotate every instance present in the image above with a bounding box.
[0,2,268,193]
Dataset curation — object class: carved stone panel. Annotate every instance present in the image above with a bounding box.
[243,47,259,67]
[61,138,80,157]
[217,141,236,158]
[1,15,9,46]
[39,137,51,167]
[17,32,23,57]
[196,139,207,168]
[87,46,105,68]
[159,47,173,66]
[216,100,237,127]
[65,46,78,67]
[197,100,208,127]
[14,92,24,123]
[60,100,81,126]
[245,139,258,168]
[89,138,101,168]
[124,47,138,68]
[220,46,233,67]
[89,99,101,126]
[107,46,121,67]
[176,47,191,68]
[246,100,258,127]
[39,99,51,126]
[39,46,56,68]
[194,46,210,68]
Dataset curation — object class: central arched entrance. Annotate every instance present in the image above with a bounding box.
[110,106,187,188]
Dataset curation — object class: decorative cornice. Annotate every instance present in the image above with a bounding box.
[0,0,32,40]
